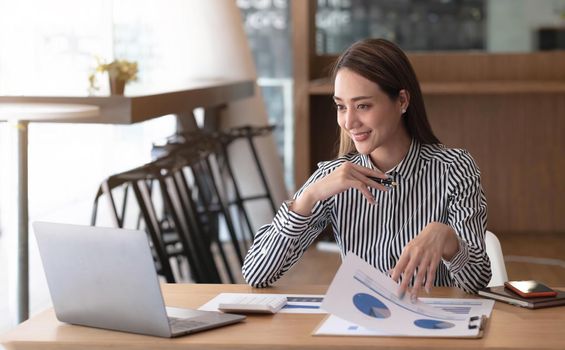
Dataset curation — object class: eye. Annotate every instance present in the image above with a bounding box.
[335,104,346,111]
[356,104,371,110]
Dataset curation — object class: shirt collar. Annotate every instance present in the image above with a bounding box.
[360,138,421,180]
[389,138,421,180]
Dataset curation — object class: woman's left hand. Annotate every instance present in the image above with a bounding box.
[390,222,460,301]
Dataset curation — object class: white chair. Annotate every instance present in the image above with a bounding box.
[485,230,509,287]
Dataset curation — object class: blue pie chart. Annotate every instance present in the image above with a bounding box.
[352,293,391,319]
[414,319,455,329]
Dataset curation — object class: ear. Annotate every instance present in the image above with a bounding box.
[398,89,410,113]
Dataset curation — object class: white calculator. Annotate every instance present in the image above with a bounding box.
[218,295,287,314]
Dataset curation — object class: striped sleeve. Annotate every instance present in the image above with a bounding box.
[443,150,492,293]
[242,164,333,287]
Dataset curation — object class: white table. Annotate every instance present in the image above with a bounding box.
[0,103,100,324]
[0,80,255,324]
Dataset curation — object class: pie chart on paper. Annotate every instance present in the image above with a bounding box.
[352,293,391,319]
[414,319,455,329]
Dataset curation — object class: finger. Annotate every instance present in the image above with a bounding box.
[350,168,390,192]
[412,258,430,300]
[399,253,422,296]
[409,286,418,303]
[349,181,376,204]
[356,170,396,191]
[391,251,411,282]
[425,257,439,294]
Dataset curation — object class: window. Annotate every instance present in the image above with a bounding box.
[237,0,294,189]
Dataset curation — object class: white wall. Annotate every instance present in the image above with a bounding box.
[487,0,565,52]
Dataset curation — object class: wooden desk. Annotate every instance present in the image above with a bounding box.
[2,284,564,349]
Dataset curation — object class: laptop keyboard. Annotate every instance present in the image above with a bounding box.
[168,317,207,329]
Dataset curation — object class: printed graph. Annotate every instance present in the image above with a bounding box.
[352,293,391,319]
[414,319,455,329]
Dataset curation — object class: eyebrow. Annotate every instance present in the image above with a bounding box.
[333,95,373,102]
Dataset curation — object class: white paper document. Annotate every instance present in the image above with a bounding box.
[318,253,493,338]
[315,297,494,336]
[200,293,326,314]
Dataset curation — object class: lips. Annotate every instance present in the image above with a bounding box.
[351,131,371,142]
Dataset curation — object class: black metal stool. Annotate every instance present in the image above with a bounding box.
[91,143,236,283]
[220,125,278,215]
[168,125,278,246]
[153,133,247,269]
[91,163,179,283]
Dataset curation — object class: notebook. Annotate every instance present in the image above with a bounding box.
[33,222,245,338]
[478,286,565,309]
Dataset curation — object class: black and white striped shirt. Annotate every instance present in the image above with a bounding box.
[242,139,491,293]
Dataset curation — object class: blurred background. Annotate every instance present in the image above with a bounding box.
[1,0,564,333]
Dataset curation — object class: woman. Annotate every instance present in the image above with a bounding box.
[242,39,491,297]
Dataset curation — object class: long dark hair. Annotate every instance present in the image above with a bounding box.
[331,38,440,156]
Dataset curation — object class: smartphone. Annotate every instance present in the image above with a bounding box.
[504,280,557,298]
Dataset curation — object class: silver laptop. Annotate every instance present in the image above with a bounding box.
[33,221,245,338]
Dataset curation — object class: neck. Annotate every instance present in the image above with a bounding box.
[369,129,412,173]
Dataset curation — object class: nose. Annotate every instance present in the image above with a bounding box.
[344,108,360,130]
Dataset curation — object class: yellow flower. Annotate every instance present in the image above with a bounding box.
[88,58,138,92]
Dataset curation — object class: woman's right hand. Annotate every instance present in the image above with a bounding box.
[291,161,391,216]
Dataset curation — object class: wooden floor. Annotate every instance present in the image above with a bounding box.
[231,232,565,288]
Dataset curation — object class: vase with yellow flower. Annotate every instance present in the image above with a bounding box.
[88,58,138,95]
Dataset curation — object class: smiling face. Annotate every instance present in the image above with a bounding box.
[334,68,409,158]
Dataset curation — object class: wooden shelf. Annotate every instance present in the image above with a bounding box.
[309,80,565,95]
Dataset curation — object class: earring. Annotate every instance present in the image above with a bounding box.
[401,108,406,114]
